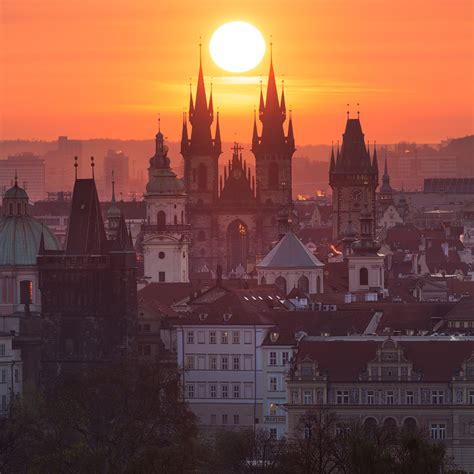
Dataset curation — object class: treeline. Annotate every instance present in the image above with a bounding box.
[0,363,464,473]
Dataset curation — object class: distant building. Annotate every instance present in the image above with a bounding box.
[0,153,45,202]
[329,118,379,240]
[42,136,82,192]
[424,178,474,194]
[103,149,129,201]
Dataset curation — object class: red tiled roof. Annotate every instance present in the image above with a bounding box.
[138,282,197,307]
[296,339,474,382]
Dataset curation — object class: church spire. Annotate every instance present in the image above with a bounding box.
[208,82,214,121]
[372,141,379,175]
[214,110,221,153]
[252,108,259,150]
[181,112,189,154]
[280,79,286,120]
[287,109,295,150]
[259,80,264,120]
[188,82,194,119]
[329,142,336,173]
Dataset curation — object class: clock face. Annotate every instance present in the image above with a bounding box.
[351,189,363,201]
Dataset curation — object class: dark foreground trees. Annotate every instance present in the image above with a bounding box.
[0,361,197,474]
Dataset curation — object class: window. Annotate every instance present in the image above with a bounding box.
[282,352,290,365]
[367,390,375,405]
[406,391,414,405]
[269,376,278,392]
[430,423,446,440]
[360,267,369,286]
[297,275,309,294]
[244,331,252,344]
[291,390,300,404]
[158,272,165,282]
[269,352,277,366]
[0,344,5,357]
[233,385,240,398]
[209,356,217,370]
[269,403,277,416]
[244,355,252,371]
[0,370,5,384]
[386,391,394,405]
[186,384,194,399]
[221,356,228,370]
[1,395,6,411]
[303,390,313,405]
[158,251,165,259]
[197,331,205,344]
[304,424,312,440]
[232,331,240,344]
[187,331,194,344]
[222,414,228,425]
[209,331,216,344]
[157,210,166,226]
[20,280,33,305]
[269,428,277,439]
[221,385,228,398]
[275,276,287,294]
[221,331,228,344]
[185,355,195,370]
[233,356,240,371]
[210,384,217,399]
[233,414,240,425]
[336,391,350,405]
[431,390,445,405]
[469,390,474,405]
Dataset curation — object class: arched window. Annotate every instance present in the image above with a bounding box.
[198,164,207,190]
[174,215,178,225]
[268,162,279,190]
[403,417,417,432]
[275,276,287,295]
[260,276,266,285]
[157,211,166,227]
[363,417,378,437]
[17,203,21,215]
[359,267,369,286]
[19,280,33,305]
[316,275,322,294]
[227,220,248,273]
[298,275,309,294]
[383,417,398,440]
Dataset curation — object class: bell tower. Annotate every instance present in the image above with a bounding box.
[181,47,222,206]
[252,51,295,207]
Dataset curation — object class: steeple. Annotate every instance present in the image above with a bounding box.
[214,110,221,153]
[181,112,189,154]
[380,151,393,194]
[287,109,295,150]
[329,143,336,174]
[259,81,264,120]
[280,80,286,120]
[372,142,379,175]
[252,109,259,149]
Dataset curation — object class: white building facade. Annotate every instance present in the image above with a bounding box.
[0,333,22,415]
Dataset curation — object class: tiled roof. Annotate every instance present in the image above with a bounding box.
[445,297,474,321]
[295,339,474,382]
[138,282,197,307]
[258,232,324,269]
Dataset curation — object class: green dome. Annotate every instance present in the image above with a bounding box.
[146,169,185,195]
[4,184,28,200]
[0,215,60,266]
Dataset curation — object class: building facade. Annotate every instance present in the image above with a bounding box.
[329,118,379,240]
[0,333,22,416]
[286,337,474,472]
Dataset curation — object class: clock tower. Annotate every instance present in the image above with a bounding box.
[329,116,379,239]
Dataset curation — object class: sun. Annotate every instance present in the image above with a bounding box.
[209,22,266,73]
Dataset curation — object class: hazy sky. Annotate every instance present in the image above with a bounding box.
[1,0,473,144]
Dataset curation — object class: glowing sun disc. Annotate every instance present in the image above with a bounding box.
[209,22,266,73]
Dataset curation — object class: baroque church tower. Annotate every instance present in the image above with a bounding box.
[142,123,190,283]
[329,116,379,239]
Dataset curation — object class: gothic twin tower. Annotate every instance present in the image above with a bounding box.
[145,52,295,278]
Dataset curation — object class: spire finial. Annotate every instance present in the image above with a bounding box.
[14,169,18,187]
[270,36,273,62]
[90,156,95,179]
[158,113,161,132]
[346,103,350,119]
[74,156,78,180]
[199,36,202,63]
[357,103,360,119]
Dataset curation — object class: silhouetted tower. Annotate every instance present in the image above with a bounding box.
[181,48,221,205]
[252,52,295,207]
[329,115,378,239]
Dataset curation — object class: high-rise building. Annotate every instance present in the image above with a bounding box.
[103,149,129,201]
[0,153,46,202]
[329,117,379,239]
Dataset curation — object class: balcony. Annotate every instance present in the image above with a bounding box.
[264,415,286,424]
[141,224,191,233]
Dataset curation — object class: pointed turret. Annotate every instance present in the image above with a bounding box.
[112,214,130,251]
[380,152,393,194]
[181,113,189,154]
[38,230,46,254]
[280,80,286,120]
[214,111,221,154]
[329,143,336,174]
[252,109,259,150]
[259,81,265,120]
[287,110,295,150]
[189,84,194,120]
[372,142,379,175]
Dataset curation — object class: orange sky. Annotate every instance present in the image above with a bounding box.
[1,0,473,144]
